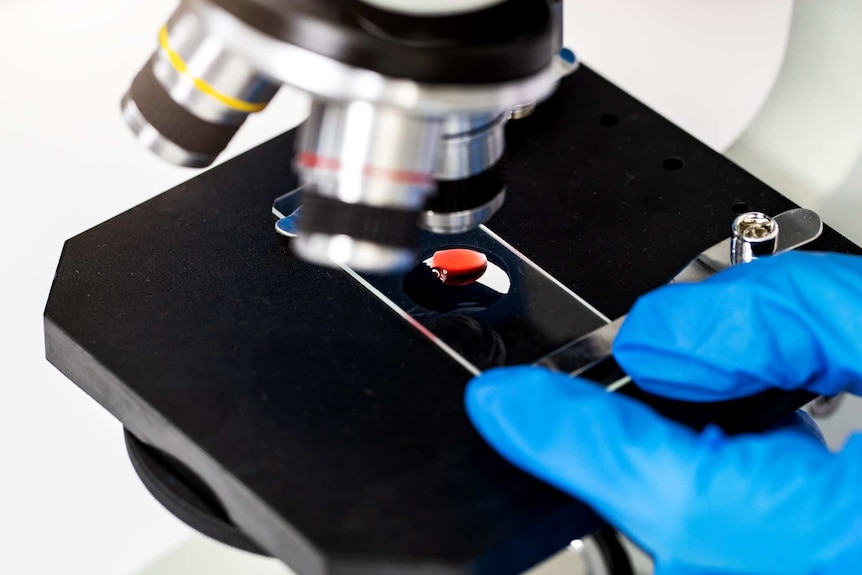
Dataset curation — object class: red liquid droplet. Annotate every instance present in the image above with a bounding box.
[430,249,488,286]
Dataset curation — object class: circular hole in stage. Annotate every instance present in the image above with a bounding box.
[663,157,685,171]
[731,201,751,214]
[600,114,619,128]
[402,248,510,313]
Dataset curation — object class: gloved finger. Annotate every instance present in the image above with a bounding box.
[653,564,719,575]
[653,564,756,575]
[614,251,862,401]
[466,366,862,574]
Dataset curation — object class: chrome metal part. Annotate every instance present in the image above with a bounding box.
[152,6,279,126]
[509,102,537,120]
[521,537,611,575]
[808,394,847,419]
[358,0,506,16]
[420,112,509,235]
[126,0,572,271]
[293,233,416,273]
[186,0,561,115]
[550,0,564,54]
[121,3,279,167]
[435,112,507,181]
[293,101,442,271]
[731,212,779,266]
[121,93,212,168]
[668,237,732,285]
[420,189,506,234]
[673,208,820,284]
[570,538,612,575]
[774,207,824,253]
[296,100,441,210]
[538,208,824,376]
[518,50,579,114]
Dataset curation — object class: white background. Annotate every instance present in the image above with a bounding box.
[1,1,860,574]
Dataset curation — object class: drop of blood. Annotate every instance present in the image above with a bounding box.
[430,249,488,286]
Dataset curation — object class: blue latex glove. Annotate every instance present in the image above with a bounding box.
[466,252,862,575]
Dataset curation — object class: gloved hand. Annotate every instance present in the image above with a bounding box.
[466,252,862,575]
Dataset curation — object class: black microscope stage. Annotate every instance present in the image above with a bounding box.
[45,69,861,574]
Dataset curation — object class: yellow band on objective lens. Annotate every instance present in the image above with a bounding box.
[159,26,267,114]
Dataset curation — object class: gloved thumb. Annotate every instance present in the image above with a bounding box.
[466,366,862,574]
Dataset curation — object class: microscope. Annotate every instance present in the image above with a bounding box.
[44,1,861,573]
[121,0,568,273]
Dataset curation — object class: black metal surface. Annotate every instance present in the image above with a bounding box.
[126,425,634,573]
[210,0,553,83]
[124,429,267,556]
[46,68,862,574]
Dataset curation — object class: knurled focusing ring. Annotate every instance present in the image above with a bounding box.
[298,190,420,249]
[129,62,242,159]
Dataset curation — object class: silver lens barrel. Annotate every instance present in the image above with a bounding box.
[121,4,278,167]
[291,101,444,272]
[420,112,508,234]
[434,112,507,181]
[122,0,564,273]
[295,101,442,210]
[293,107,510,266]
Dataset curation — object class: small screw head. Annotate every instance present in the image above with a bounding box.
[731,212,779,265]
[733,212,778,241]
[555,47,580,77]
[559,47,577,65]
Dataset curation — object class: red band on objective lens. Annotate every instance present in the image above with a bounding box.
[295,152,434,186]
